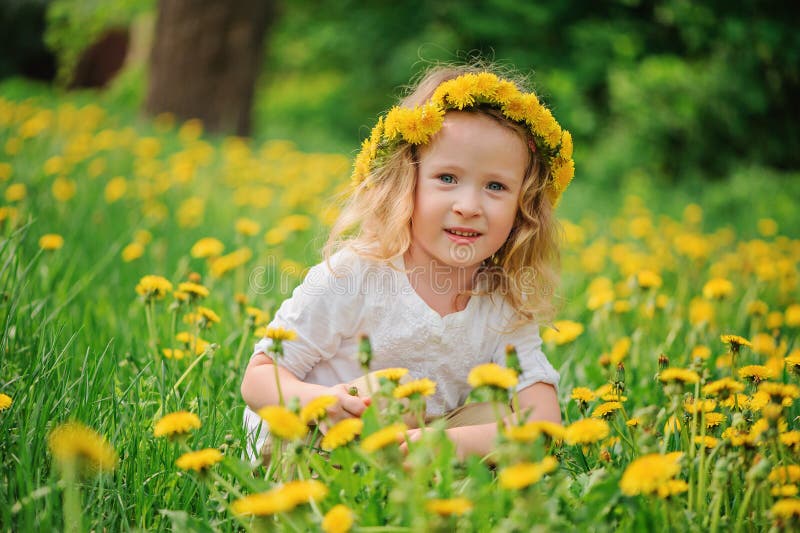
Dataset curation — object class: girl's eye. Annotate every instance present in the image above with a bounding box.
[487,182,506,191]
[438,174,456,184]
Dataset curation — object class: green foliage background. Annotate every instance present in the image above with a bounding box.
[34,0,800,191]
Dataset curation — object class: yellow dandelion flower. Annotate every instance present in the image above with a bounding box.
[571,387,595,403]
[691,346,712,360]
[704,412,726,428]
[721,334,752,349]
[51,176,76,202]
[39,234,64,251]
[162,348,186,360]
[473,71,500,96]
[426,497,474,516]
[498,457,558,490]
[780,431,800,450]
[153,411,201,438]
[684,399,717,414]
[786,351,800,373]
[786,304,800,328]
[759,382,800,404]
[493,79,520,105]
[502,94,528,122]
[321,418,363,451]
[258,406,307,441]
[235,218,261,236]
[245,306,269,326]
[565,418,610,445]
[771,498,800,520]
[48,421,118,473]
[135,275,173,300]
[0,393,12,411]
[443,75,478,109]
[689,297,715,326]
[393,378,436,399]
[176,448,223,471]
[658,368,700,384]
[772,486,799,498]
[767,311,784,329]
[747,300,769,316]
[177,281,209,299]
[619,452,682,496]
[635,270,662,289]
[694,436,719,449]
[104,176,127,203]
[751,333,776,356]
[541,320,584,345]
[4,183,26,202]
[361,423,407,453]
[587,287,614,310]
[702,377,745,397]
[738,365,775,384]
[592,402,623,420]
[529,420,567,441]
[280,479,329,507]
[300,395,338,424]
[769,466,800,484]
[703,278,734,300]
[231,492,293,516]
[265,327,297,342]
[373,367,409,382]
[322,504,354,533]
[121,242,144,262]
[504,422,542,443]
[190,237,225,258]
[657,479,689,499]
[467,363,518,389]
[626,418,640,427]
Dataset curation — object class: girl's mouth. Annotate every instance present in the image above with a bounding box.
[445,228,481,243]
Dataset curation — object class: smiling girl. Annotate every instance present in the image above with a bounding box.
[241,63,574,459]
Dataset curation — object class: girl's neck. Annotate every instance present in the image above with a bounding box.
[402,248,479,316]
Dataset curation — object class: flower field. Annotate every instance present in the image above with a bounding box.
[1,89,799,532]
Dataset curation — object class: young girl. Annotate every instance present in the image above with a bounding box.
[241,63,574,459]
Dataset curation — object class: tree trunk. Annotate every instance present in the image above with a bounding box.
[145,0,275,136]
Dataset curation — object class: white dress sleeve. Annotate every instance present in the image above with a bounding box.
[252,249,366,379]
[495,317,560,393]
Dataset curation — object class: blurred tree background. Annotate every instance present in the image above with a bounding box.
[2,0,799,211]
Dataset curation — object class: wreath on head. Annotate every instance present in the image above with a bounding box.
[351,71,575,205]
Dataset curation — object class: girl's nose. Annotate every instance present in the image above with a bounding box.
[452,190,482,217]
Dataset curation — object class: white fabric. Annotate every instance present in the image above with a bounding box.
[243,248,559,455]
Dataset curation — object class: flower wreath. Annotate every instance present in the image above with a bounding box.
[350,71,575,205]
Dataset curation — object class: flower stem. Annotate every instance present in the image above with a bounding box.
[61,461,81,533]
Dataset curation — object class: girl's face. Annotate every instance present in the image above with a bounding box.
[409,111,528,275]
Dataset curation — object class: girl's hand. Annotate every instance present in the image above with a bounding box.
[398,427,426,454]
[322,384,371,423]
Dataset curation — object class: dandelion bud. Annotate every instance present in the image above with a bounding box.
[599,354,611,368]
[600,449,612,462]
[358,333,373,370]
[505,344,522,375]
[658,353,669,370]
[348,386,359,397]
[613,362,626,396]
[188,272,202,283]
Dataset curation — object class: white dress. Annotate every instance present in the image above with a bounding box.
[243,248,559,456]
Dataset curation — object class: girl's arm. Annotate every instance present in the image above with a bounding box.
[402,382,560,459]
[241,352,370,422]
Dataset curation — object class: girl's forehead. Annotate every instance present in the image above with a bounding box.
[426,112,528,154]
